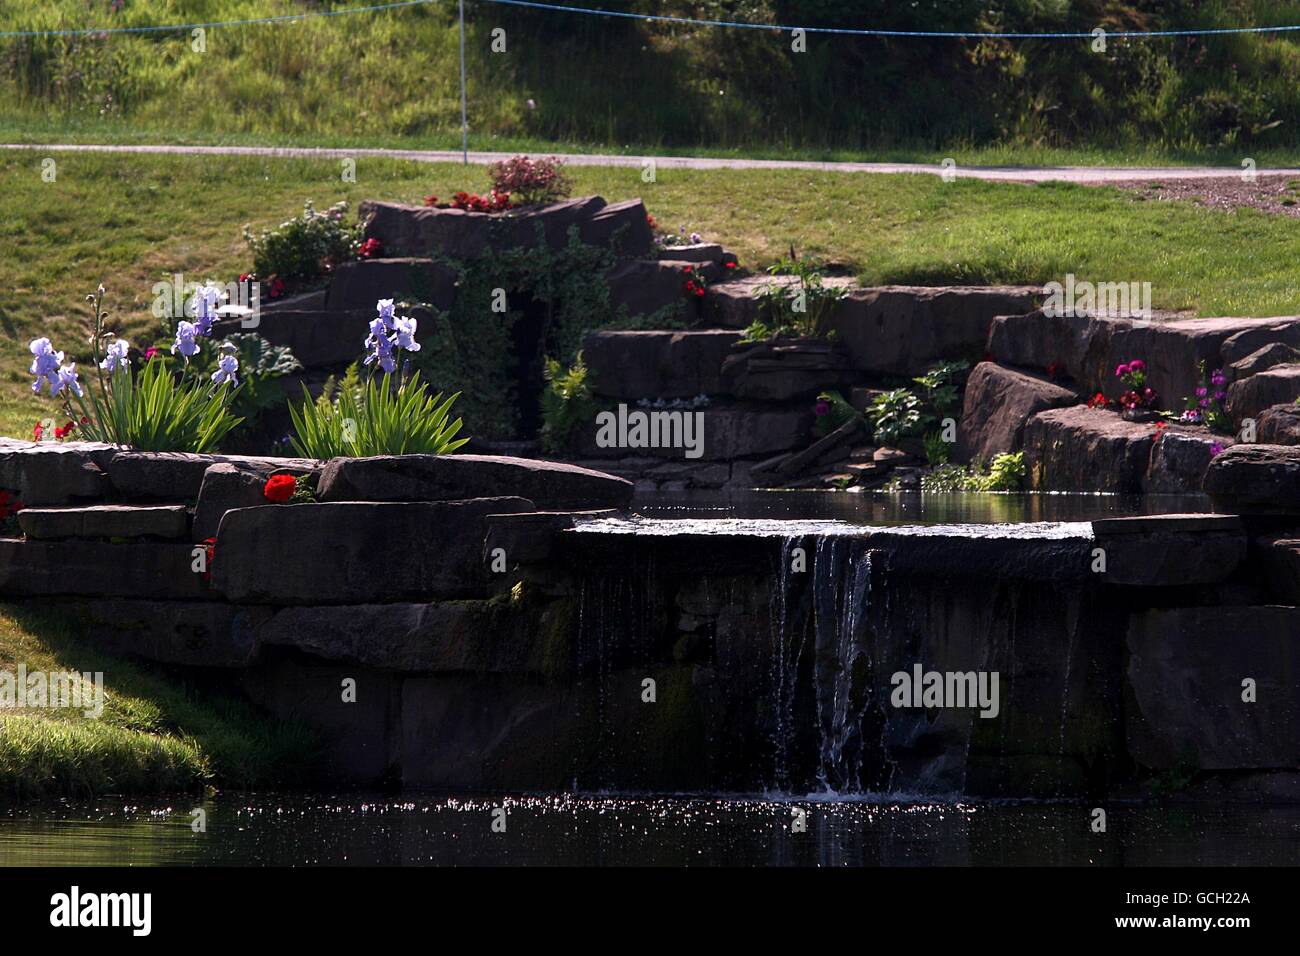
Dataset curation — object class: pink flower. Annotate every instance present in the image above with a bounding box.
[1128,359,1146,372]
[1115,363,1130,377]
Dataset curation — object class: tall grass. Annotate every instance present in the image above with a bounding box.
[2,1,1300,155]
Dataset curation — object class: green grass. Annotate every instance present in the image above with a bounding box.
[0,604,320,798]
[4,1,1300,161]
[4,150,1300,440]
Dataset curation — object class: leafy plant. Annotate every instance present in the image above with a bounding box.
[812,390,859,438]
[923,430,952,466]
[918,452,1025,492]
[289,372,468,459]
[913,359,969,419]
[539,351,597,454]
[32,285,242,453]
[756,251,848,339]
[981,451,1026,491]
[188,333,302,434]
[1180,361,1231,431]
[867,388,923,445]
[242,200,359,280]
[486,155,573,206]
[288,298,470,459]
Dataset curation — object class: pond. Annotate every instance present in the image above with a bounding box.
[2,794,1295,867]
[627,489,1214,526]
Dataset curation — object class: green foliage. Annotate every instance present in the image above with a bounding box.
[923,430,952,466]
[540,351,597,454]
[288,371,470,459]
[983,451,1026,491]
[920,463,979,493]
[0,606,320,797]
[413,225,623,439]
[916,451,1025,493]
[242,200,359,279]
[813,389,859,438]
[867,388,923,445]
[188,332,302,434]
[74,356,243,453]
[5,1,1300,157]
[756,253,848,339]
[913,359,970,419]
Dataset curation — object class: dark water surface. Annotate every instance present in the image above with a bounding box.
[2,794,1295,866]
[627,490,1213,526]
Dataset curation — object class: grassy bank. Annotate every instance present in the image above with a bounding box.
[0,605,318,798]
[3,1,1300,159]
[5,151,1300,437]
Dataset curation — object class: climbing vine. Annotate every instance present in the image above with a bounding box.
[409,223,636,439]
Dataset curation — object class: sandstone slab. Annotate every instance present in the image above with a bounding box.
[193,461,318,541]
[316,454,631,509]
[1127,606,1300,769]
[1257,403,1300,444]
[324,257,457,312]
[212,498,534,604]
[1226,363,1300,425]
[19,504,189,540]
[578,198,654,256]
[108,451,319,500]
[1143,428,1231,494]
[955,362,1077,464]
[583,329,740,399]
[0,439,115,505]
[1203,443,1300,512]
[0,539,213,600]
[68,598,270,667]
[1022,406,1156,492]
[603,260,700,323]
[831,285,1041,375]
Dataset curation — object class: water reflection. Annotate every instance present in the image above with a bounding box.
[1,795,1295,867]
[628,490,1213,526]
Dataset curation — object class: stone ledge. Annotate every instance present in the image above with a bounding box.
[212,497,536,604]
[19,504,190,540]
[1127,605,1300,769]
[0,538,214,600]
[316,454,632,510]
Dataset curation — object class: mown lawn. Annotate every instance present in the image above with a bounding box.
[0,604,319,798]
[3,150,1300,439]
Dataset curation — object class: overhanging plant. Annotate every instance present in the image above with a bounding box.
[30,284,243,452]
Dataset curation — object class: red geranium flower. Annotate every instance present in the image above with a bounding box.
[358,238,384,259]
[263,473,297,503]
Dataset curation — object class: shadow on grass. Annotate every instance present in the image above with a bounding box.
[0,602,323,800]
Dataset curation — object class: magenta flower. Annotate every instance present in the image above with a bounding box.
[1115,363,1130,377]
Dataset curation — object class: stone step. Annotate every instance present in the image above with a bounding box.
[19,504,190,540]
[988,309,1300,411]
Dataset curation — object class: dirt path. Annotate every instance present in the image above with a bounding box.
[3,142,1298,183]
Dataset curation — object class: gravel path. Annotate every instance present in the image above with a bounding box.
[2,142,1298,183]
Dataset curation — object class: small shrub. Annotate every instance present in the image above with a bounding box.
[243,200,359,280]
[813,390,859,438]
[923,430,952,465]
[981,451,1026,491]
[288,299,470,458]
[487,155,573,206]
[757,252,848,339]
[540,351,597,454]
[867,388,922,445]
